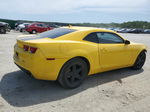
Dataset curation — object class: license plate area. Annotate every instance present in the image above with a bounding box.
[15,52,19,59]
[16,52,19,57]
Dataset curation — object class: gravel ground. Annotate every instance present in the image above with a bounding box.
[0,31,150,112]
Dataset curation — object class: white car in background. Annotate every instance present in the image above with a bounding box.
[17,23,31,32]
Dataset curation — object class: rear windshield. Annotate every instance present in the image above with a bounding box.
[37,28,77,39]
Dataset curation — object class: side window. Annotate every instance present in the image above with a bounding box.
[36,24,42,27]
[36,24,44,27]
[42,24,48,28]
[83,33,99,43]
[97,32,124,43]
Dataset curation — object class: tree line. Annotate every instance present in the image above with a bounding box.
[75,21,150,29]
[0,18,150,29]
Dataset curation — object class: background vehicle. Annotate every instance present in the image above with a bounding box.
[17,23,31,32]
[0,22,11,34]
[144,29,150,34]
[25,23,54,34]
[48,24,59,28]
[15,22,23,31]
[128,28,144,33]
[14,27,147,88]
[117,28,132,33]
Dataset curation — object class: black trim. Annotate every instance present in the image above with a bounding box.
[15,63,32,76]
[83,32,99,43]
[83,32,125,44]
[97,32,124,44]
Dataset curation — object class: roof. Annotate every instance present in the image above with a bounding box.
[0,22,7,25]
[62,26,115,33]
[53,26,117,41]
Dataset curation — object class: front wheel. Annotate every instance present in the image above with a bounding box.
[58,58,88,89]
[132,51,146,70]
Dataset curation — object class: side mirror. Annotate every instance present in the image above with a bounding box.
[125,40,130,45]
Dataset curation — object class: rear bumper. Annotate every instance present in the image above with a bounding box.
[15,63,32,76]
[13,44,68,80]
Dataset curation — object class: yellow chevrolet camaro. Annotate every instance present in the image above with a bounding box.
[14,26,147,88]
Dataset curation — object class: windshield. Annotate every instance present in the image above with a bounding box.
[37,28,77,39]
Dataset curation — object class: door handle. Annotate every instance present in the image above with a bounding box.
[101,48,107,52]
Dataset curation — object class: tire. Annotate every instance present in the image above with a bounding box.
[31,30,37,34]
[20,29,23,32]
[7,28,11,32]
[0,28,6,34]
[132,51,146,70]
[58,58,88,89]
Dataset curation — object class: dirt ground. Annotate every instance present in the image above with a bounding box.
[0,31,150,112]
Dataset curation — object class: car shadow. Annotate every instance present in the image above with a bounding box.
[0,68,143,107]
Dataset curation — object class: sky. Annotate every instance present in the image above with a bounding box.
[0,0,150,23]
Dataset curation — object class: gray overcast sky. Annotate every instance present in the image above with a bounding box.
[0,0,150,23]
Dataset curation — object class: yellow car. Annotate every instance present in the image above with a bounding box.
[14,26,147,88]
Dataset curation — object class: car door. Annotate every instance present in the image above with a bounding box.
[36,24,46,32]
[97,32,132,71]
[35,24,43,32]
[83,32,103,73]
[41,24,49,32]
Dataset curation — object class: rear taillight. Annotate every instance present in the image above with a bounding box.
[23,45,29,51]
[30,47,37,53]
[23,45,37,53]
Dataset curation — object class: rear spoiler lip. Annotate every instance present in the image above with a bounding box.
[16,39,39,47]
[17,35,39,41]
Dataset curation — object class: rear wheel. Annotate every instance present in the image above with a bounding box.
[32,30,37,34]
[132,51,146,70]
[58,58,88,89]
[0,28,6,34]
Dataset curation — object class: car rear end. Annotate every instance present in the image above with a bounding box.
[14,39,67,80]
[14,28,79,80]
[14,38,67,81]
[14,39,47,79]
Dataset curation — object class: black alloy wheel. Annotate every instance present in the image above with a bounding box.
[58,58,88,89]
[132,51,146,70]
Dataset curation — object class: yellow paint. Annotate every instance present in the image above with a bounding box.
[13,26,147,80]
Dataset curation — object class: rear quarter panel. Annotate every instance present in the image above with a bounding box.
[39,40,101,75]
[59,41,101,75]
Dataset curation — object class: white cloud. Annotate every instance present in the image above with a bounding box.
[0,0,149,14]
